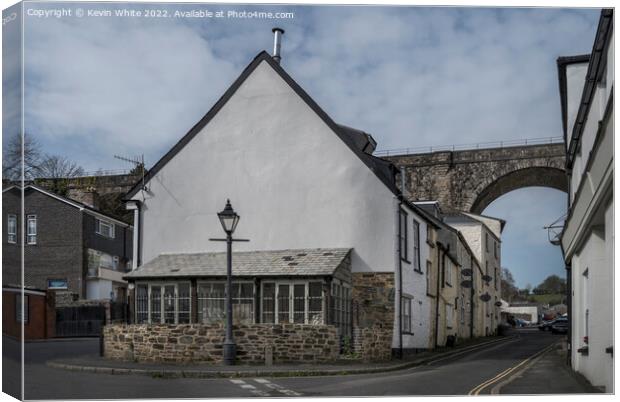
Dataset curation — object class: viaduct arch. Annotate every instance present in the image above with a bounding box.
[384,143,567,214]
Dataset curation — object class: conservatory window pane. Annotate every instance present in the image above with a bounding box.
[150,286,161,324]
[178,283,191,323]
[136,285,148,323]
[293,284,305,323]
[262,283,275,323]
[308,282,323,324]
[163,285,176,324]
[278,284,290,323]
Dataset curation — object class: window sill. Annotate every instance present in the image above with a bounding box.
[445,282,452,288]
[427,240,435,248]
[95,233,115,240]
[401,258,411,264]
[401,331,414,336]
[426,292,436,298]
[414,269,424,275]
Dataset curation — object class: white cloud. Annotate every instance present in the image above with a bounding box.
[21,6,599,169]
[24,14,237,169]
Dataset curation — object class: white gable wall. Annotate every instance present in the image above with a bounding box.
[133,60,398,275]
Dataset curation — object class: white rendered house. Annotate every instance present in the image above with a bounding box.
[558,9,613,392]
[124,46,435,356]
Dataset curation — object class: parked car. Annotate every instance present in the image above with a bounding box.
[538,319,556,331]
[551,317,568,334]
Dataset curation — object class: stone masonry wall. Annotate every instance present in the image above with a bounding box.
[351,272,395,361]
[386,143,566,213]
[104,323,339,364]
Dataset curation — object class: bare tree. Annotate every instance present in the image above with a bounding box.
[38,154,85,178]
[2,132,42,180]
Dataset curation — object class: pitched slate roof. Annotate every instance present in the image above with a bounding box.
[3,184,131,227]
[124,51,399,199]
[124,248,351,279]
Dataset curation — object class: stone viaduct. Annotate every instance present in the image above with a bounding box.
[384,143,567,213]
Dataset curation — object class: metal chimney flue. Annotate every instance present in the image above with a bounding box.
[272,27,285,63]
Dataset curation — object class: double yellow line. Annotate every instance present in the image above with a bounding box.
[468,343,556,396]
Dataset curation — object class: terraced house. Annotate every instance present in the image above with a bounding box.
[557,9,613,392]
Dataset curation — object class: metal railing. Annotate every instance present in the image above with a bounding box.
[75,168,134,177]
[374,136,564,157]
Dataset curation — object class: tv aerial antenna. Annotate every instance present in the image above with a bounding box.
[543,212,566,246]
[114,154,148,193]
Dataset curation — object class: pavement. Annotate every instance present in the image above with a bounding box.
[3,328,603,399]
[496,340,601,394]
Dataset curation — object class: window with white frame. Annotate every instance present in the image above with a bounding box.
[426,260,434,296]
[197,281,253,324]
[96,218,115,239]
[27,215,37,244]
[262,280,326,326]
[446,303,453,329]
[88,249,122,276]
[7,214,17,244]
[402,296,412,333]
[413,220,421,272]
[445,260,453,286]
[399,210,408,261]
[137,282,191,324]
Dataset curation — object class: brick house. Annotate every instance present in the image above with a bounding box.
[2,185,133,302]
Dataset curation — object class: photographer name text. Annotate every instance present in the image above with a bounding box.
[26,8,294,20]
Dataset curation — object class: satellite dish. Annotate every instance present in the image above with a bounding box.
[495,301,502,307]
[461,269,473,277]
[460,280,473,288]
[480,293,491,302]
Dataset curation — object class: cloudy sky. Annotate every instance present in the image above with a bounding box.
[4,2,600,287]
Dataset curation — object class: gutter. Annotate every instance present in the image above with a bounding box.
[566,9,613,169]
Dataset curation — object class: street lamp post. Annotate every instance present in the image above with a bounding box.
[210,199,248,366]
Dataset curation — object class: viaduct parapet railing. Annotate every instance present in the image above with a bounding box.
[374,136,564,157]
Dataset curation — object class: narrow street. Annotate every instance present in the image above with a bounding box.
[2,329,589,400]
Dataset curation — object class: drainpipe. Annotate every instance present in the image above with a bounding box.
[396,197,403,359]
[126,200,142,270]
[470,255,475,338]
[565,259,572,367]
[434,244,445,348]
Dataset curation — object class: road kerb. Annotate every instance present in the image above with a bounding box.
[45,335,517,379]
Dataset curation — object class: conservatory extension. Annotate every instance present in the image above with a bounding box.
[123,248,353,337]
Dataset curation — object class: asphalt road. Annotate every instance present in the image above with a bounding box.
[4,329,561,399]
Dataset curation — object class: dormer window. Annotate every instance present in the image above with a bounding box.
[96,218,115,239]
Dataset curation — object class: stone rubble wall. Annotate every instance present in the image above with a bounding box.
[351,272,395,361]
[104,323,339,364]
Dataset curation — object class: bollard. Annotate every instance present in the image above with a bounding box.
[265,345,273,366]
